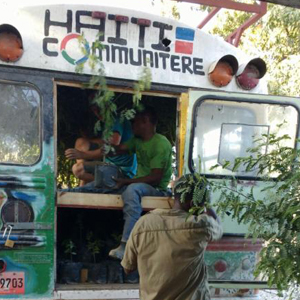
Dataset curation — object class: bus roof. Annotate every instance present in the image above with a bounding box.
[0,3,267,93]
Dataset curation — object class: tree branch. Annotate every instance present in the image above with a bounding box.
[260,0,300,9]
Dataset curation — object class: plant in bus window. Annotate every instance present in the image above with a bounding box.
[59,239,83,284]
[57,35,175,188]
[76,34,151,157]
[84,232,107,284]
[86,232,103,264]
[62,239,76,262]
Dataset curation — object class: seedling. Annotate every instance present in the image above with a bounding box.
[62,239,76,262]
[86,232,103,263]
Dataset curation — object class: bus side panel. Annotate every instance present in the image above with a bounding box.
[0,68,55,298]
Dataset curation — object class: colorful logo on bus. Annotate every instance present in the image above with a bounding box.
[175,27,195,55]
[60,33,90,65]
[48,12,204,76]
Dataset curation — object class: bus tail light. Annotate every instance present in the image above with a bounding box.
[208,55,238,87]
[236,58,266,90]
[0,25,23,63]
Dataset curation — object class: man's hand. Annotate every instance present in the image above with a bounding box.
[112,177,129,190]
[205,207,220,223]
[65,148,85,160]
[123,268,136,275]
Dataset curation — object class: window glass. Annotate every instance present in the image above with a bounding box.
[191,99,298,177]
[0,82,40,165]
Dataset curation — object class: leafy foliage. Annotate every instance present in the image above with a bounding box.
[210,11,251,47]
[176,173,210,204]
[62,239,76,262]
[0,139,39,165]
[181,126,300,292]
[153,0,181,20]
[77,35,152,152]
[57,141,79,189]
[257,5,300,97]
[86,232,103,263]
[209,132,300,292]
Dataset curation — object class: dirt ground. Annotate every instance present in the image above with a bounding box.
[260,288,300,300]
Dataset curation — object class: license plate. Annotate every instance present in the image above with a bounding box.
[0,272,25,295]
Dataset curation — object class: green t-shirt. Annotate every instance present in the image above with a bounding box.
[125,133,172,191]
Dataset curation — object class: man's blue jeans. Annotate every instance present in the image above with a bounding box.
[121,183,170,242]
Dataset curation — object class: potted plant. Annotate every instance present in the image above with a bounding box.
[85,232,107,283]
[58,239,82,284]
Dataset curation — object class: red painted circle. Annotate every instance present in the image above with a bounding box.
[0,259,7,273]
[214,260,227,272]
[60,33,80,51]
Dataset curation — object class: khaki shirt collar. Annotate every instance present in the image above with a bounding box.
[150,208,187,217]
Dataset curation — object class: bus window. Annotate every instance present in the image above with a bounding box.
[191,99,298,177]
[218,123,269,175]
[0,82,41,165]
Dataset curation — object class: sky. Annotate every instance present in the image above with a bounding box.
[2,0,207,28]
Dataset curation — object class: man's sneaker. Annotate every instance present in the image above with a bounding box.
[124,270,139,284]
[109,243,126,260]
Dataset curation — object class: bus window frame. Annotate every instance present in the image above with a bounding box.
[53,80,181,180]
[188,95,300,180]
[0,79,43,167]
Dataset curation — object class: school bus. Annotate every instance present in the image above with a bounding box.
[0,3,298,299]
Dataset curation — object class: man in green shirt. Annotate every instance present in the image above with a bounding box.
[109,106,172,260]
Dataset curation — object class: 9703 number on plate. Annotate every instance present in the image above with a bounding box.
[0,272,25,295]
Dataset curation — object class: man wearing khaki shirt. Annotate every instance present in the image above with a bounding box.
[121,174,223,300]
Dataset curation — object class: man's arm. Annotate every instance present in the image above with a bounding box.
[109,143,130,156]
[65,132,122,160]
[65,147,102,160]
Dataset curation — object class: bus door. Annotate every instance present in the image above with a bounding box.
[182,90,299,295]
[0,68,55,298]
